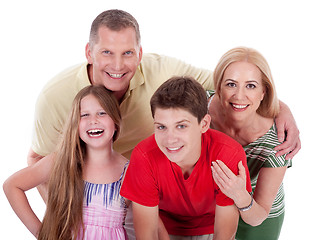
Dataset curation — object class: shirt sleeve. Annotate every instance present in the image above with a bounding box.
[120,146,160,207]
[31,93,63,156]
[215,146,252,206]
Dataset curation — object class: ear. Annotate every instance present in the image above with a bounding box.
[138,46,143,63]
[200,114,211,133]
[85,43,93,64]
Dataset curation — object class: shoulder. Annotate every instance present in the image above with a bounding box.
[205,129,243,150]
[35,63,90,109]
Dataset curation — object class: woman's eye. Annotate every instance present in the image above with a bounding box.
[247,84,256,89]
[227,82,236,87]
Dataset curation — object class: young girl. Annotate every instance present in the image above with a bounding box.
[3,85,129,240]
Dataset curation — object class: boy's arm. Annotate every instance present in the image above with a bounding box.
[132,202,160,240]
[3,154,54,237]
[275,101,301,159]
[214,204,239,240]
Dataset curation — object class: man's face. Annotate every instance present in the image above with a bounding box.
[86,26,142,100]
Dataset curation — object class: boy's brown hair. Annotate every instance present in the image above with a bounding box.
[150,76,208,123]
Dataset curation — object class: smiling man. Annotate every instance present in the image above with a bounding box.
[120,76,252,240]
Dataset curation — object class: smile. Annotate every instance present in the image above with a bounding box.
[231,103,249,109]
[166,146,183,151]
[107,72,125,79]
[87,129,104,137]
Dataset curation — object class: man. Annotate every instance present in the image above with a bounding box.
[120,76,253,239]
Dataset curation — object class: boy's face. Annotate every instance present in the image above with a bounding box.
[154,107,210,171]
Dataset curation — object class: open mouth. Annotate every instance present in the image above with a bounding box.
[107,72,126,79]
[231,103,249,109]
[166,146,183,152]
[87,129,104,137]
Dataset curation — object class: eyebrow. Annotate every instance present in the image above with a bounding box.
[154,119,190,125]
[224,79,260,84]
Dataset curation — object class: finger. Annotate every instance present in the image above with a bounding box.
[216,160,237,179]
[275,122,285,143]
[211,166,225,190]
[212,161,231,181]
[285,140,301,160]
[238,161,246,178]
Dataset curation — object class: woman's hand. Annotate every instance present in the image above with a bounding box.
[211,160,248,204]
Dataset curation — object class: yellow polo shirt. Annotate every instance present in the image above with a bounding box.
[32,53,213,158]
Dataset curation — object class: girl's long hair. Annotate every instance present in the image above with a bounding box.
[38,85,121,240]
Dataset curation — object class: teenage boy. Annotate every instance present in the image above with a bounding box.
[121,76,253,240]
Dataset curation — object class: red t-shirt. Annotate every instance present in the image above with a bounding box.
[121,129,252,236]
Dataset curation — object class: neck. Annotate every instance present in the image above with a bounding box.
[85,144,114,166]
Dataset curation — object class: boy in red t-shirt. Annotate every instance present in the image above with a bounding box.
[121,76,252,240]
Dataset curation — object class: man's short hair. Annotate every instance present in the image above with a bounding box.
[150,76,208,123]
[89,9,141,47]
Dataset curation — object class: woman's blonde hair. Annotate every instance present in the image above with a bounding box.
[213,46,279,118]
[38,85,121,240]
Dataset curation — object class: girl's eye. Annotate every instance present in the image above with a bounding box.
[98,111,106,116]
[81,113,89,118]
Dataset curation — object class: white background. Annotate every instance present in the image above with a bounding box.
[0,0,308,239]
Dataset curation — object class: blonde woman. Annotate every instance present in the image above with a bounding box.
[208,47,295,240]
[3,85,129,239]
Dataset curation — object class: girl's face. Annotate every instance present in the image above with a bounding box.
[220,61,265,121]
[79,94,116,150]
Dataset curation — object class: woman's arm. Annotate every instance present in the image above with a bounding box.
[214,204,239,240]
[275,101,301,159]
[212,160,287,226]
[3,154,54,237]
[132,202,160,240]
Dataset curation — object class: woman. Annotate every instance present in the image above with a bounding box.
[208,47,292,240]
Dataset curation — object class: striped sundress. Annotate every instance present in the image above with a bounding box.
[78,162,129,240]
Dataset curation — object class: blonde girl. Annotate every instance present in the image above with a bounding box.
[3,85,129,239]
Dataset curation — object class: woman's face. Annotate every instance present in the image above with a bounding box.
[220,61,265,121]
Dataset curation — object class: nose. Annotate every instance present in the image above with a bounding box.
[89,115,99,124]
[234,86,246,100]
[166,129,178,145]
[112,55,124,71]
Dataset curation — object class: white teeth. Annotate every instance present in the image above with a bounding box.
[232,104,248,109]
[109,73,123,78]
[87,129,104,136]
[167,147,182,151]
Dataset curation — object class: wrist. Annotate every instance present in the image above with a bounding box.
[235,192,253,212]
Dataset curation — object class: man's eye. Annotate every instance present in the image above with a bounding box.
[124,51,133,55]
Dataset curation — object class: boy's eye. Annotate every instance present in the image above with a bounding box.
[157,125,166,130]
[124,51,133,55]
[177,124,186,129]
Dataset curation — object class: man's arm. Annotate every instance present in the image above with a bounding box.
[132,202,160,240]
[275,101,301,159]
[214,204,239,240]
